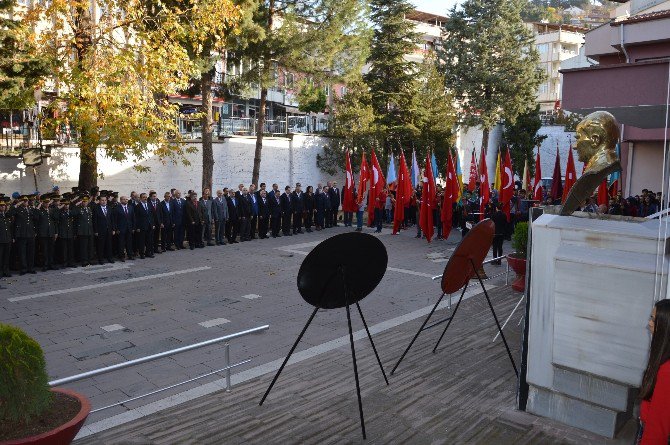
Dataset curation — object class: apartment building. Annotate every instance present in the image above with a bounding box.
[404,10,448,65]
[526,22,587,119]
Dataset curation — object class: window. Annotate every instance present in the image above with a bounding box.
[285,73,294,89]
[539,83,548,94]
[340,86,347,96]
[537,43,548,53]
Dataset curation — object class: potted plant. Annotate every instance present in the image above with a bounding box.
[0,323,90,445]
[507,222,529,292]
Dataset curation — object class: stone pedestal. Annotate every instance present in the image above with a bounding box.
[526,213,668,437]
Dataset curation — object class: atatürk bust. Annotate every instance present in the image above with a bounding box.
[560,111,622,216]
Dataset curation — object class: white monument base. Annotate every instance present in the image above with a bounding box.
[526,212,668,437]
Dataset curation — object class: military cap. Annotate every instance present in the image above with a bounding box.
[0,197,9,204]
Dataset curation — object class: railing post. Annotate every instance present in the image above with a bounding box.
[225,342,232,392]
[506,259,510,286]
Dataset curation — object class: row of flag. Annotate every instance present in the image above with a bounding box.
[342,142,622,244]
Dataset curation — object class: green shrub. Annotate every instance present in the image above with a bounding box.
[512,222,529,257]
[0,323,52,426]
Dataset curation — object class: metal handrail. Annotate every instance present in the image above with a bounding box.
[49,325,269,387]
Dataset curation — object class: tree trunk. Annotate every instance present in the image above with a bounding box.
[201,69,214,194]
[252,86,267,186]
[481,126,489,156]
[78,138,97,192]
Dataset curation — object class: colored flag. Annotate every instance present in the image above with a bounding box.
[431,152,439,181]
[533,147,543,202]
[441,153,458,239]
[468,150,478,192]
[343,150,356,212]
[500,149,514,221]
[387,151,397,190]
[368,151,385,226]
[550,148,563,202]
[522,158,530,192]
[562,145,576,204]
[411,149,420,187]
[609,142,620,197]
[598,179,609,207]
[455,153,463,201]
[493,150,502,192]
[393,151,411,234]
[419,153,436,242]
[357,152,369,206]
[479,149,490,221]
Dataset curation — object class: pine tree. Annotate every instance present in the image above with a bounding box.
[438,0,544,154]
[364,0,420,148]
[0,0,50,110]
[503,104,547,177]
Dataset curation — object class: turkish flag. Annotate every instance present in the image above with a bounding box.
[550,148,563,202]
[393,151,411,234]
[419,153,436,242]
[357,153,369,206]
[343,150,356,212]
[562,145,576,204]
[598,180,609,206]
[468,150,478,192]
[533,148,543,202]
[500,149,514,221]
[368,151,385,226]
[441,153,458,239]
[479,149,490,221]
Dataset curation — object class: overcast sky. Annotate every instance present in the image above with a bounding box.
[411,0,458,16]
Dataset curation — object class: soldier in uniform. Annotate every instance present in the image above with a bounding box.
[57,197,75,268]
[73,194,94,266]
[36,194,59,271]
[13,195,37,275]
[0,197,12,277]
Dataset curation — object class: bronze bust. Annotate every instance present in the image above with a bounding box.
[560,111,622,216]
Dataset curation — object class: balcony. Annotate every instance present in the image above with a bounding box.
[175,115,330,139]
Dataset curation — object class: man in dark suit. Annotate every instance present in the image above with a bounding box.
[135,193,155,258]
[280,186,293,236]
[213,189,228,245]
[148,190,163,253]
[329,181,341,227]
[239,188,252,242]
[269,190,282,238]
[225,190,239,243]
[185,192,204,249]
[248,184,259,239]
[114,195,135,261]
[160,192,175,251]
[0,198,13,277]
[92,195,115,264]
[172,190,185,249]
[257,189,270,239]
[291,183,304,234]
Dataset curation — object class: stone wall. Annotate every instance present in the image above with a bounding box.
[0,134,339,195]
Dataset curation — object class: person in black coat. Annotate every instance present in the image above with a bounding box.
[160,192,175,251]
[72,196,94,266]
[225,190,239,243]
[35,196,59,271]
[280,186,293,236]
[0,198,13,277]
[303,186,315,232]
[315,186,326,230]
[185,192,204,249]
[238,189,252,242]
[323,186,332,228]
[257,189,270,239]
[56,199,75,267]
[491,202,507,265]
[172,190,186,249]
[114,196,136,261]
[328,182,341,227]
[148,191,163,253]
[291,183,304,234]
[13,196,37,274]
[269,190,282,238]
[135,193,156,258]
[93,195,115,264]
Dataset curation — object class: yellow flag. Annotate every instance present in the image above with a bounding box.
[493,151,502,192]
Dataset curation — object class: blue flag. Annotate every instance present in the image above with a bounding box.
[431,152,439,180]
[411,149,420,187]
[387,152,397,185]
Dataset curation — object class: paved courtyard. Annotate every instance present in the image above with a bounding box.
[0,224,631,443]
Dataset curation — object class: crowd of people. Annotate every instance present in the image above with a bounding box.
[0,181,345,276]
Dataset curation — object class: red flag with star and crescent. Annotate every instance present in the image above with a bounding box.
[468,150,478,192]
[533,147,543,202]
[393,151,411,234]
[500,149,514,221]
[441,152,458,239]
[368,151,385,226]
[357,153,369,205]
[562,145,576,204]
[343,150,356,212]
